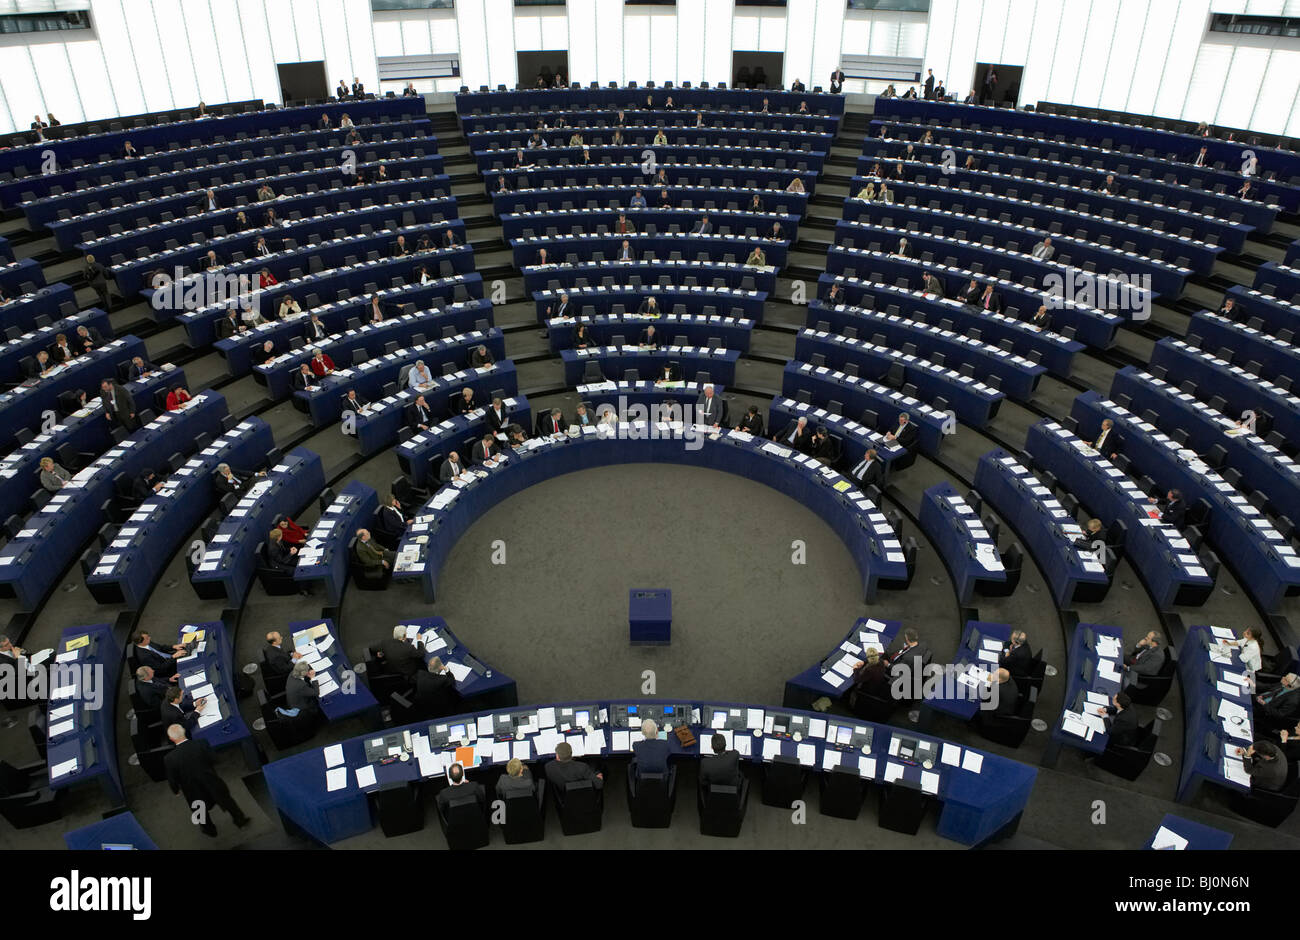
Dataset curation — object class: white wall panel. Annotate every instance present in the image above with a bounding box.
[181,0,228,107]
[1219,42,1270,128]
[785,0,815,88]
[810,0,845,88]
[1257,48,1300,136]
[1124,0,1174,115]
[1154,0,1210,118]
[973,0,1011,64]
[1099,0,1144,110]
[566,0,599,85]
[1183,39,1232,121]
[676,0,707,85]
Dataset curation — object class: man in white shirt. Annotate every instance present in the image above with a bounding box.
[408,359,434,389]
[1031,237,1054,261]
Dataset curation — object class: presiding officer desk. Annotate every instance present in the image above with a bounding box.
[45,622,123,804]
[392,421,907,603]
[1071,391,1300,612]
[0,390,228,610]
[561,344,739,387]
[84,416,276,610]
[190,447,326,607]
[262,695,1034,847]
[456,86,845,118]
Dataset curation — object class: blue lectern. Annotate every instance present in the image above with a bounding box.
[629,589,672,645]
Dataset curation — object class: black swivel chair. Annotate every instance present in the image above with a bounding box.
[1125,649,1174,706]
[760,754,807,807]
[1229,762,1300,827]
[436,788,489,847]
[553,778,603,835]
[626,764,677,827]
[374,780,425,837]
[1092,718,1160,781]
[819,764,867,819]
[500,779,547,843]
[698,779,749,837]
[0,759,64,828]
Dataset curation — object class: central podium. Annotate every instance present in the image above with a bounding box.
[629,589,672,645]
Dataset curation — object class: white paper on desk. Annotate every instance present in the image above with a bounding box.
[746,708,764,729]
[447,662,471,683]
[611,730,630,751]
[325,766,348,791]
[1060,713,1093,740]
[1223,756,1252,786]
[197,710,222,728]
[796,743,816,766]
[961,751,984,773]
[354,765,377,788]
[476,715,494,737]
[941,743,961,766]
[822,750,842,772]
[512,739,531,761]
[416,752,443,779]
[1151,826,1189,850]
[977,649,999,664]
[324,744,345,767]
[49,704,74,721]
[809,718,828,739]
[50,758,78,778]
[190,683,216,701]
[49,719,75,737]
[821,669,847,689]
[883,761,906,783]
[734,735,753,758]
[762,738,782,761]
[920,771,940,795]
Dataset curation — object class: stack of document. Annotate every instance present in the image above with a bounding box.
[1150,826,1189,850]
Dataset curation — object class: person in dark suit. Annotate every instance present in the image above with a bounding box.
[959,279,982,305]
[809,426,836,463]
[163,725,251,836]
[379,626,424,680]
[1089,418,1118,458]
[127,355,155,382]
[214,463,248,496]
[885,413,917,451]
[653,362,680,383]
[161,685,205,737]
[471,433,499,466]
[695,386,723,426]
[541,409,567,436]
[1123,631,1164,688]
[342,389,370,414]
[691,215,713,235]
[336,79,349,99]
[482,397,509,433]
[132,631,182,677]
[133,666,172,711]
[775,415,812,452]
[285,661,321,717]
[1097,692,1138,748]
[736,405,764,436]
[469,344,494,367]
[848,448,882,489]
[437,761,486,816]
[1151,489,1186,528]
[545,740,603,791]
[1241,740,1288,790]
[412,657,459,719]
[351,77,365,98]
[84,254,113,310]
[48,332,77,364]
[132,468,163,502]
[700,733,742,790]
[829,68,846,94]
[846,649,890,710]
[290,363,316,393]
[990,668,1021,716]
[99,378,138,430]
[923,69,935,99]
[215,310,242,339]
[440,451,468,484]
[406,394,435,430]
[265,529,298,573]
[1254,673,1300,734]
[373,495,410,549]
[886,629,932,700]
[631,719,671,779]
[571,403,596,429]
[452,386,478,416]
[976,284,1003,314]
[999,630,1032,678]
[305,314,328,344]
[262,631,295,677]
[1072,518,1107,553]
[496,757,536,798]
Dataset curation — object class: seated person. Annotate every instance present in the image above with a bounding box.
[132,631,185,677]
[373,495,411,548]
[309,348,335,377]
[484,396,509,432]
[699,733,743,791]
[774,415,812,452]
[341,388,370,413]
[735,405,764,436]
[407,359,435,389]
[496,757,536,798]
[846,648,890,710]
[285,661,321,717]
[1073,518,1107,553]
[165,385,192,410]
[470,344,495,367]
[471,433,499,465]
[452,386,478,415]
[353,528,393,575]
[541,408,567,436]
[439,451,469,484]
[406,394,435,430]
[39,457,71,492]
[884,413,917,450]
[265,528,298,572]
[631,719,671,779]
[291,363,317,392]
[413,657,459,719]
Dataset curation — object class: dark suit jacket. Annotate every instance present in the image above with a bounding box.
[978,291,1003,314]
[700,750,742,789]
[437,780,486,814]
[850,455,882,488]
[405,402,434,428]
[164,737,234,807]
[215,316,240,339]
[1160,498,1187,528]
[263,643,293,676]
[374,504,407,542]
[136,677,171,711]
[161,700,198,735]
[777,420,812,452]
[1000,642,1032,677]
[1128,644,1164,678]
[541,415,567,435]
[285,675,320,715]
[739,413,765,436]
[101,383,137,428]
[452,394,477,415]
[472,440,498,465]
[215,471,246,496]
[1104,706,1139,748]
[695,394,723,425]
[632,737,671,776]
[133,643,175,675]
[291,370,315,392]
[545,757,601,791]
[484,406,508,432]
[440,458,466,482]
[412,669,458,718]
[891,421,918,450]
[379,637,424,679]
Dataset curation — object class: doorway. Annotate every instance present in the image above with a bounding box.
[973,62,1023,108]
[276,61,329,106]
[731,51,785,90]
[517,50,571,89]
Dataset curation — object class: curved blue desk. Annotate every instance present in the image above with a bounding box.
[548,312,754,353]
[919,482,1007,604]
[287,618,379,724]
[46,623,122,805]
[294,481,378,606]
[561,345,739,387]
[64,811,157,850]
[392,617,517,712]
[539,284,764,326]
[396,396,531,489]
[1177,625,1255,804]
[783,617,902,708]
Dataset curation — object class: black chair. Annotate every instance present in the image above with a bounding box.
[760,754,807,807]
[1092,718,1160,781]
[553,779,603,835]
[256,689,318,748]
[0,759,63,828]
[698,779,748,837]
[626,765,676,827]
[1125,649,1174,706]
[500,779,546,843]
[819,765,867,819]
[349,536,390,590]
[435,788,490,847]
[1229,763,1300,827]
[374,780,425,837]
[877,779,929,834]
